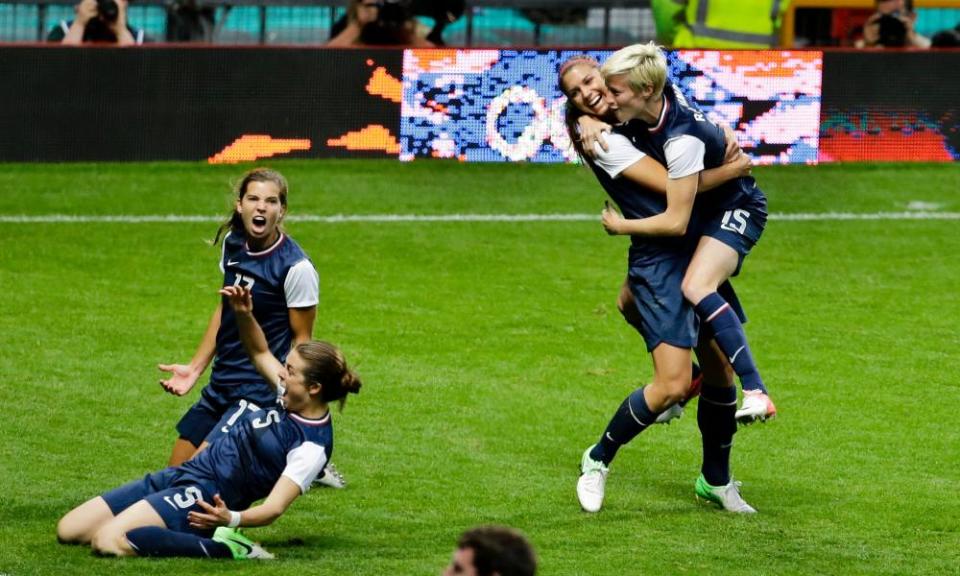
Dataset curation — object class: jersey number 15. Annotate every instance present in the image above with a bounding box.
[720,209,750,235]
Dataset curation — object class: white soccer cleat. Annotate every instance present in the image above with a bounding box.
[735,390,777,424]
[655,403,685,424]
[313,461,346,489]
[695,475,757,514]
[576,445,609,513]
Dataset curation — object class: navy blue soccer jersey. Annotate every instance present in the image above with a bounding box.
[212,232,319,402]
[614,81,765,218]
[586,133,697,265]
[181,407,332,511]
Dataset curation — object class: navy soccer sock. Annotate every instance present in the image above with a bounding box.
[589,386,660,466]
[125,526,232,559]
[694,292,767,394]
[697,384,738,486]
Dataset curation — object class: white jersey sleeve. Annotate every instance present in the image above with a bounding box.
[218,232,231,274]
[281,442,327,493]
[284,259,320,308]
[590,132,647,178]
[663,135,705,179]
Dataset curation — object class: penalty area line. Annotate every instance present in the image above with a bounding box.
[1,212,959,224]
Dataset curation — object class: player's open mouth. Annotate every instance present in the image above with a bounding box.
[588,93,602,109]
[278,381,288,408]
[251,215,267,233]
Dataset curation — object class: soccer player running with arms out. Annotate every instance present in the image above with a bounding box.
[158,168,344,488]
[559,52,760,514]
[57,285,362,559]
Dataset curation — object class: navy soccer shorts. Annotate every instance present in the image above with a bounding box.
[627,255,698,352]
[101,467,217,536]
[175,386,234,447]
[701,195,768,276]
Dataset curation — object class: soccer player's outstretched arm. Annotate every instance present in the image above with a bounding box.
[219,285,285,389]
[158,303,221,396]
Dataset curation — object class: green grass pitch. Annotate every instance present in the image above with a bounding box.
[0,160,958,575]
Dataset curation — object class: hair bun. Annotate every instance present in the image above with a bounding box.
[341,371,362,395]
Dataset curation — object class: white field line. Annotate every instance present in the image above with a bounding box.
[1,212,959,224]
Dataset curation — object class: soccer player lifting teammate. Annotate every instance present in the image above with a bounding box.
[57,285,362,559]
[158,168,343,488]
[598,44,776,423]
[558,46,770,513]
[563,52,776,424]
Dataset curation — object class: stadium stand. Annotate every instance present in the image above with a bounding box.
[0,0,660,46]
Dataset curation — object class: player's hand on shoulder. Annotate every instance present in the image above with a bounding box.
[577,115,612,159]
[733,151,752,177]
[721,124,743,164]
[158,363,199,396]
[219,285,253,314]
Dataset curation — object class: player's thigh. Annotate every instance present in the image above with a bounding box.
[169,437,199,467]
[57,496,115,544]
[650,342,693,397]
[175,391,227,448]
[687,198,767,293]
[682,236,741,299]
[617,277,643,324]
[91,500,166,556]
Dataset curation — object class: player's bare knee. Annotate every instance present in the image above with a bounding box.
[90,529,124,556]
[681,277,708,305]
[657,375,689,406]
[56,516,82,544]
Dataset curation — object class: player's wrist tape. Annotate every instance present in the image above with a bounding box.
[228,510,241,528]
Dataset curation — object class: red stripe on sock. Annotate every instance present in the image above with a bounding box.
[705,302,731,322]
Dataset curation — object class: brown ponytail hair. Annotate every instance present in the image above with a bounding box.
[212,168,289,246]
[558,55,601,164]
[296,341,362,411]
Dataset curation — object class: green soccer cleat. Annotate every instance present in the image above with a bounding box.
[695,474,757,514]
[212,527,276,560]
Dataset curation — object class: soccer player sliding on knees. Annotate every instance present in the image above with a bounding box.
[57,285,361,559]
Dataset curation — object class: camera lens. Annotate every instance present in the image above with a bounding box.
[97,0,119,22]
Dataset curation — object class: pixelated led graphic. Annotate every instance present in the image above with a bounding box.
[208,135,312,164]
[400,49,823,165]
[669,51,822,165]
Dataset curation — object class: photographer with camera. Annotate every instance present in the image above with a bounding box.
[855,0,930,48]
[48,0,145,45]
[327,0,433,47]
